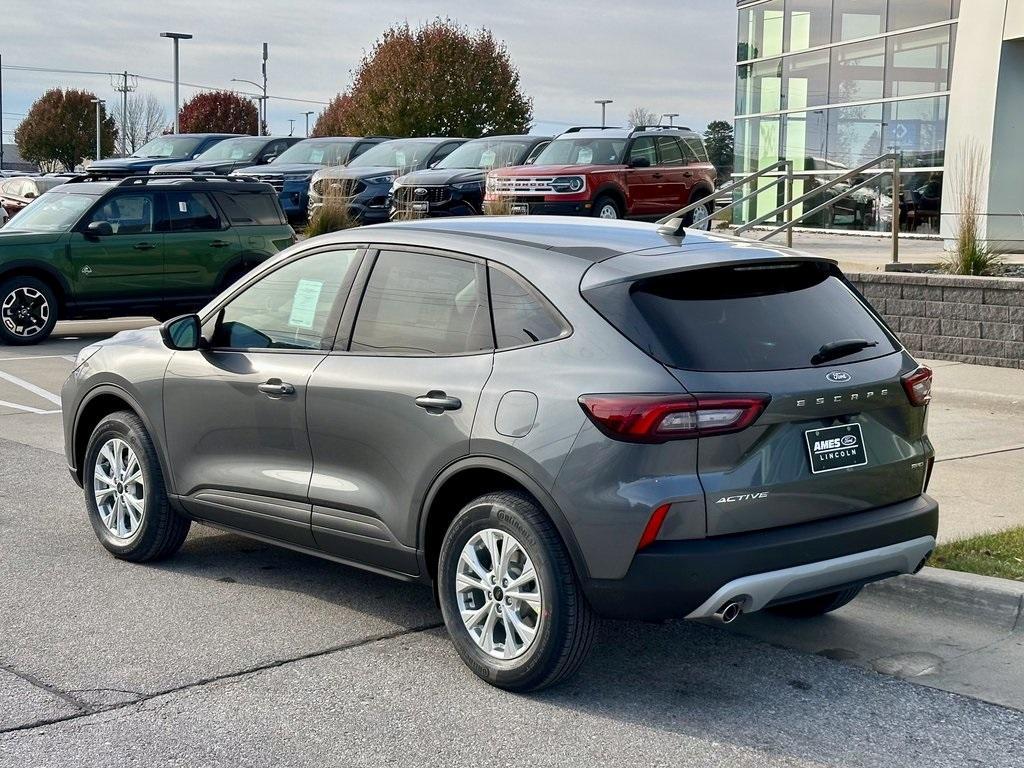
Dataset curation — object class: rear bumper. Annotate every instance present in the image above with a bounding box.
[583,494,938,621]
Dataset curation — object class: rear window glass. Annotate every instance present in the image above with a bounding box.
[213,191,285,225]
[488,266,569,349]
[587,261,897,372]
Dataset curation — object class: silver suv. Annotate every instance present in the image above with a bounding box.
[63,217,938,691]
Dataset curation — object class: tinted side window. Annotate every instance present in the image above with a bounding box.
[88,193,156,235]
[212,192,285,225]
[683,137,709,163]
[655,137,684,166]
[166,191,222,231]
[350,250,491,355]
[210,248,359,350]
[430,142,463,165]
[489,266,569,349]
[627,137,657,165]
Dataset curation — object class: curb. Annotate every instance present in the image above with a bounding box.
[864,566,1024,630]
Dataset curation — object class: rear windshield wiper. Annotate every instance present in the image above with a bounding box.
[812,338,878,365]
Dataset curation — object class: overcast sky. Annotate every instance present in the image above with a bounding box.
[3,1,736,144]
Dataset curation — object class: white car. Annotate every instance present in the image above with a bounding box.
[0,206,8,227]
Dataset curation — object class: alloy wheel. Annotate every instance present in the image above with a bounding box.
[691,202,712,230]
[1,286,49,339]
[93,438,146,540]
[455,528,543,660]
[598,203,619,219]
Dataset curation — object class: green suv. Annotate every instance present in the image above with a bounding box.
[0,176,296,345]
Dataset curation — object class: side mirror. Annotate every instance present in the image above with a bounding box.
[261,154,278,164]
[629,157,651,169]
[86,221,114,237]
[160,314,203,351]
[24,191,37,199]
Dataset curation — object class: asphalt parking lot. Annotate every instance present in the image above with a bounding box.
[2,319,1023,767]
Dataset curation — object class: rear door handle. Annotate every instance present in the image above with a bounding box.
[414,390,462,412]
[652,172,664,179]
[209,240,232,248]
[258,378,296,397]
[133,242,157,251]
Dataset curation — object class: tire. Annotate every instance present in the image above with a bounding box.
[768,586,862,618]
[83,410,190,562]
[683,196,713,231]
[437,490,596,691]
[0,275,58,345]
[591,195,621,220]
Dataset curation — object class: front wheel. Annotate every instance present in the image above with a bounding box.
[591,195,621,220]
[683,197,713,231]
[0,276,58,345]
[437,491,596,691]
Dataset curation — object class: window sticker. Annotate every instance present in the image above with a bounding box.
[310,149,325,164]
[395,151,407,167]
[288,279,324,329]
[480,149,496,167]
[178,201,189,213]
[577,147,593,164]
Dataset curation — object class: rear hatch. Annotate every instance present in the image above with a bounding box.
[583,250,933,537]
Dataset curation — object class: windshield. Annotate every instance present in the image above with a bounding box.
[348,141,438,170]
[533,137,626,166]
[3,191,97,232]
[132,136,205,159]
[273,140,355,166]
[437,139,533,170]
[195,137,267,162]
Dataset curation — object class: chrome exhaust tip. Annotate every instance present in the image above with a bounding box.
[717,600,743,624]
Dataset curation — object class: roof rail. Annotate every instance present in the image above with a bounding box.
[629,125,692,135]
[116,174,267,186]
[562,126,622,133]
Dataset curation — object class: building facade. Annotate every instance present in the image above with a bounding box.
[733,0,1024,250]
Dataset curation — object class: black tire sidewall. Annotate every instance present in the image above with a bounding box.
[83,412,166,558]
[0,275,58,345]
[591,195,620,219]
[438,496,570,689]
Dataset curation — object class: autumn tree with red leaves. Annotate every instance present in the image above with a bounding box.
[178,91,259,135]
[313,19,532,138]
[15,88,117,170]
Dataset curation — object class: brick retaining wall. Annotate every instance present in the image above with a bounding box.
[846,272,1024,369]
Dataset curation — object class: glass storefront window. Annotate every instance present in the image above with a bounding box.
[883,96,948,166]
[829,38,885,103]
[888,0,953,32]
[832,0,886,42]
[886,26,951,97]
[786,0,833,52]
[827,103,883,168]
[784,49,830,110]
[736,58,784,115]
[784,111,830,171]
[738,0,785,60]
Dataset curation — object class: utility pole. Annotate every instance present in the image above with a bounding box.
[594,99,613,128]
[663,112,679,127]
[112,70,137,157]
[261,43,269,136]
[303,111,314,137]
[288,119,294,136]
[160,32,193,133]
[91,98,105,163]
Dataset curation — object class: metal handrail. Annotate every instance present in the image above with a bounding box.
[755,170,888,240]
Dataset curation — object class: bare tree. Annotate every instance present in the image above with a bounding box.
[626,106,661,129]
[112,93,168,155]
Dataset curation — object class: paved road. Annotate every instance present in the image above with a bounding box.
[1,319,1023,767]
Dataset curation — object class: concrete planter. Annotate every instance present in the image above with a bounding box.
[847,271,1024,368]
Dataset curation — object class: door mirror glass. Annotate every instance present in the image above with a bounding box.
[24,191,37,199]
[261,154,278,164]
[86,220,114,237]
[160,314,203,350]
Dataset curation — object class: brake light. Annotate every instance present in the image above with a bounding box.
[578,394,769,442]
[901,366,933,407]
[637,503,671,550]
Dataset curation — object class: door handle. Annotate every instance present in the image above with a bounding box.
[414,390,462,412]
[683,171,694,178]
[133,242,156,251]
[652,172,664,179]
[257,378,296,397]
[209,240,232,248]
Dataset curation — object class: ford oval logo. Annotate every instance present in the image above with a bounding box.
[840,435,858,446]
[414,187,428,196]
[826,370,851,383]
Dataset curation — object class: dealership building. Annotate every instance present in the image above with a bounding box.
[733,0,1024,249]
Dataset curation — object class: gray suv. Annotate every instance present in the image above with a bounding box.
[62,217,938,691]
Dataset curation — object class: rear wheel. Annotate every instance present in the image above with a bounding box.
[768,586,862,618]
[0,275,57,345]
[591,195,621,220]
[438,491,596,691]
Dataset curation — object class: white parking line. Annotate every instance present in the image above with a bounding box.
[0,369,62,406]
[0,354,77,363]
[0,399,61,415]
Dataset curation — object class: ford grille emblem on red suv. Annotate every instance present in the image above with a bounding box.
[826,370,851,383]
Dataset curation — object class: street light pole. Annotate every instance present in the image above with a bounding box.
[288,119,295,137]
[91,98,105,163]
[231,78,267,136]
[303,111,314,137]
[261,43,268,136]
[663,112,679,127]
[594,99,613,128]
[160,32,193,134]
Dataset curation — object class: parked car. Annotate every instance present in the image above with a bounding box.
[390,135,550,219]
[88,134,241,177]
[0,175,295,345]
[307,137,467,224]
[0,175,68,219]
[62,215,937,691]
[151,136,302,177]
[0,207,7,227]
[231,136,391,220]
[485,126,717,226]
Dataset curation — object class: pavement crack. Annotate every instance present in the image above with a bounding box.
[0,620,443,738]
[0,662,92,714]
[935,444,1024,463]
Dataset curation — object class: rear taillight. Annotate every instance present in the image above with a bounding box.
[901,366,933,407]
[578,394,769,443]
